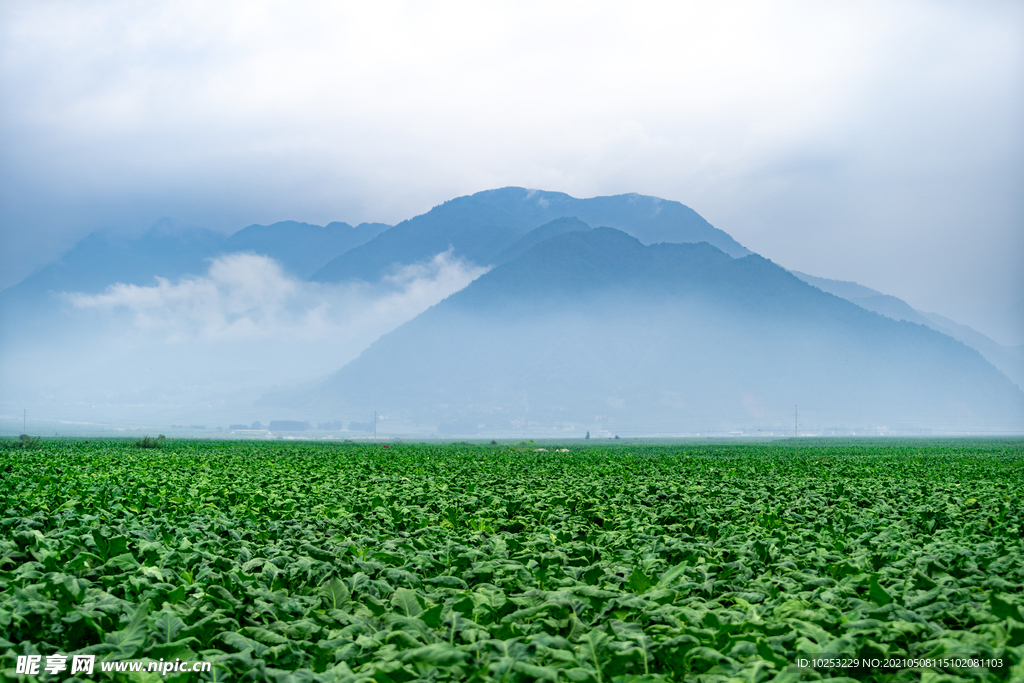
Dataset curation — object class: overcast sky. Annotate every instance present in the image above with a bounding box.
[2,0,1022,344]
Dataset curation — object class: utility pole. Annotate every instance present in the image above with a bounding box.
[23,409,27,435]
[795,405,798,438]
[374,411,377,443]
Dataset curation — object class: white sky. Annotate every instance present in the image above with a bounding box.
[2,0,1023,343]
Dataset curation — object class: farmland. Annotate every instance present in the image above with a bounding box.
[1,438,1023,682]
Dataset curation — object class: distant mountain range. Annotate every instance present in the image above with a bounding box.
[0,219,389,347]
[1,219,389,306]
[791,272,1024,389]
[309,188,750,282]
[301,228,1024,433]
[2,187,1021,434]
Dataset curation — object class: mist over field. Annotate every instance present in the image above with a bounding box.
[0,248,487,427]
[1,188,1021,437]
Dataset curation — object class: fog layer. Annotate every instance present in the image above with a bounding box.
[0,251,486,426]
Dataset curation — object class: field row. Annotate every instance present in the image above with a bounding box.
[1,439,1023,681]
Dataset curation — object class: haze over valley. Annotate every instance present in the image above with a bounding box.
[2,188,1021,437]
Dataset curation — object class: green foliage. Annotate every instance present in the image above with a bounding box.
[14,434,40,449]
[134,435,165,449]
[0,438,1021,682]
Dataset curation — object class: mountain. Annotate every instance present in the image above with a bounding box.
[308,228,1024,435]
[0,226,225,306]
[792,271,934,327]
[0,219,391,306]
[309,187,750,283]
[492,217,592,264]
[918,311,1024,390]
[224,220,389,278]
[792,271,1024,389]
[0,219,392,350]
[0,226,228,346]
[4,188,1019,435]
[790,271,883,300]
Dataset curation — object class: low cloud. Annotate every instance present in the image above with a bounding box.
[68,250,488,344]
[0,251,487,423]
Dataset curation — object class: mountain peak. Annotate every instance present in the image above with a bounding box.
[310,188,749,283]
[311,226,1024,433]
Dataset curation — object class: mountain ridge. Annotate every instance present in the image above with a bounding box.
[2,189,1020,426]
[307,228,1024,434]
[309,187,750,283]
[791,271,1023,389]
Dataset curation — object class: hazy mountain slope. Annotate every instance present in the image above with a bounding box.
[845,294,934,328]
[312,229,1024,434]
[0,226,225,304]
[793,271,933,325]
[309,187,749,283]
[792,271,1023,389]
[561,192,748,255]
[310,195,532,283]
[0,219,393,361]
[790,271,883,300]
[921,311,1024,389]
[224,221,389,278]
[492,217,592,264]
[467,187,750,255]
[0,219,390,323]
[0,227,227,346]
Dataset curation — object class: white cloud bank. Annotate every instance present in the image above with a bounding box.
[67,251,487,343]
[0,251,487,424]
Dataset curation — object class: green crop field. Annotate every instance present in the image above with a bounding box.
[2,438,1023,682]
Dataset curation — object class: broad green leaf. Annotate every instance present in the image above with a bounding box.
[51,574,88,602]
[868,574,893,606]
[392,587,423,617]
[239,626,290,645]
[420,603,443,629]
[219,631,267,656]
[628,568,652,594]
[151,611,185,643]
[147,636,200,661]
[107,553,140,571]
[399,643,468,665]
[991,593,1021,621]
[206,585,242,609]
[514,662,560,681]
[104,600,150,658]
[364,594,388,617]
[108,536,130,556]
[319,576,351,610]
